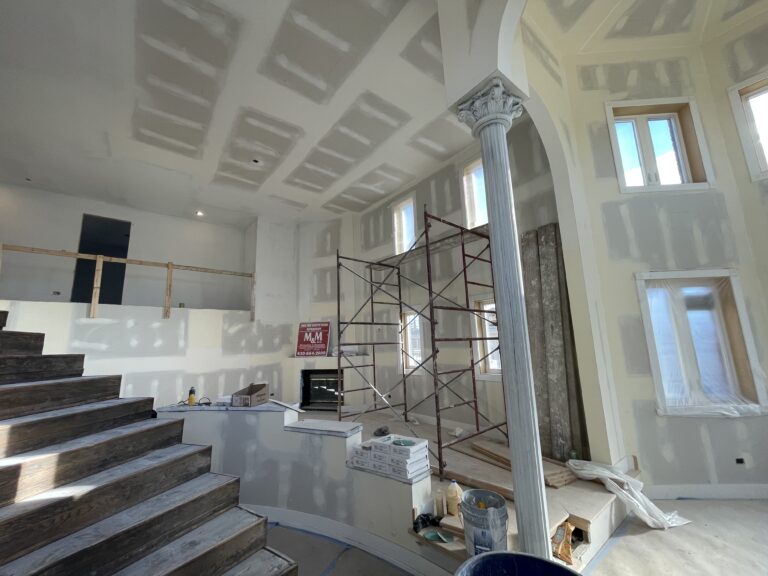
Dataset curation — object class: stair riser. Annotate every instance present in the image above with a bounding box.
[0,419,184,507]
[0,311,7,330]
[0,355,85,385]
[0,446,213,563]
[0,399,154,458]
[0,377,122,420]
[163,519,266,576]
[0,333,45,357]
[22,478,240,576]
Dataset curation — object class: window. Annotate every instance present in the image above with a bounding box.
[393,197,415,254]
[636,271,767,416]
[463,159,488,228]
[401,312,423,369]
[729,74,768,181]
[607,99,712,192]
[475,298,501,374]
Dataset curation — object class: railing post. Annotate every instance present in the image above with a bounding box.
[89,255,104,318]
[163,262,174,319]
[250,272,256,322]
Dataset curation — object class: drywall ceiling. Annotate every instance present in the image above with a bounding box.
[526,0,768,55]
[0,0,763,228]
[0,0,463,227]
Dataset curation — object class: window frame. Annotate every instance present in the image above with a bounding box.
[472,294,501,380]
[392,196,416,254]
[462,157,488,229]
[635,269,767,416]
[606,98,714,194]
[728,72,768,182]
[401,311,424,371]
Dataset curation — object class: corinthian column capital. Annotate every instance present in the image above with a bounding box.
[457,77,524,137]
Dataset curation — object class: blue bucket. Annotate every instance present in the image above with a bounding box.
[455,551,580,576]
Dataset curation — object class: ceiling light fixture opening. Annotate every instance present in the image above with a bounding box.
[252,159,260,164]
[195,210,205,217]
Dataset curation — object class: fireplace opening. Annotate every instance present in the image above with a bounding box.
[300,369,342,411]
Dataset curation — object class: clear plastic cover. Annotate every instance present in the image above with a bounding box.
[642,276,767,417]
[567,460,689,530]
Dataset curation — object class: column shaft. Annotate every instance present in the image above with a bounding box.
[477,112,551,559]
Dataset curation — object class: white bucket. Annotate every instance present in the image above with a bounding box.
[459,489,509,557]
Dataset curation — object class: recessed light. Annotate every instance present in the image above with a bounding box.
[252,159,260,164]
[25,177,31,182]
[195,210,205,217]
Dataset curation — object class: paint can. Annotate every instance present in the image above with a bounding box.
[459,489,508,556]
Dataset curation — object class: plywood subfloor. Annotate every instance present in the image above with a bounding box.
[589,499,768,576]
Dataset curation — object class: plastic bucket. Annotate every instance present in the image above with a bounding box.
[455,551,580,576]
[459,489,508,556]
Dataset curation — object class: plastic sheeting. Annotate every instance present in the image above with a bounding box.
[567,460,689,529]
[641,276,767,417]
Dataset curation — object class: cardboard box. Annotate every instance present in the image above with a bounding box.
[231,383,269,407]
[370,434,429,457]
[350,440,375,460]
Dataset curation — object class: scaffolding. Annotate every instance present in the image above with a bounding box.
[336,210,508,477]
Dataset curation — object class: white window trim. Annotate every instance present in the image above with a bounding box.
[728,72,768,182]
[401,310,425,373]
[392,195,416,254]
[606,97,715,194]
[635,269,768,416]
[462,157,486,230]
[471,293,501,381]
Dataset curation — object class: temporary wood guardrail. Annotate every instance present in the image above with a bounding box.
[0,242,255,320]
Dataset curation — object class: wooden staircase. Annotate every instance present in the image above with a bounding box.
[0,310,297,576]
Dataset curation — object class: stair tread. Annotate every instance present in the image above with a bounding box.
[0,418,178,469]
[0,331,45,339]
[0,374,122,391]
[114,507,264,576]
[222,547,298,576]
[0,473,239,576]
[0,443,208,522]
[0,396,149,427]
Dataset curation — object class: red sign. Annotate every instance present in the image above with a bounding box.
[296,322,331,357]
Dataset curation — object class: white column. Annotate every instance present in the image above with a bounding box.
[458,77,551,558]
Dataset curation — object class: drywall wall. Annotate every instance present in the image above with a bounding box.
[0,183,250,310]
[560,22,768,494]
[0,300,293,408]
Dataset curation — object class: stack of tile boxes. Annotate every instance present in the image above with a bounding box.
[348,434,430,482]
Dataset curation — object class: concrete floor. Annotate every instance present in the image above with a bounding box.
[266,523,409,576]
[586,499,768,576]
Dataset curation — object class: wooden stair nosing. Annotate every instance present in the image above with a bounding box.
[0,375,122,420]
[0,354,85,385]
[0,473,240,576]
[0,443,213,564]
[0,397,154,458]
[113,507,267,576]
[0,332,45,357]
[0,417,184,507]
[221,547,299,576]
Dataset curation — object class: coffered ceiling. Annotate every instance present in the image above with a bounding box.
[0,0,764,228]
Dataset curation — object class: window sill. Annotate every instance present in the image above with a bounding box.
[620,182,712,195]
[657,403,766,418]
[749,171,768,183]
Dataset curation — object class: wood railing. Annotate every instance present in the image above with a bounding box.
[0,242,255,320]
